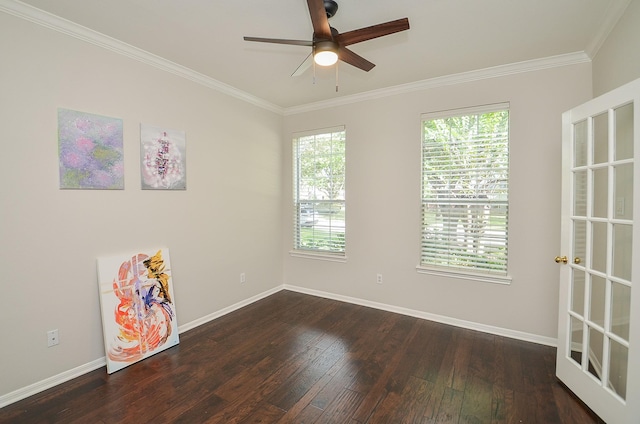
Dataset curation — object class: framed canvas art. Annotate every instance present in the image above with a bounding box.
[58,108,124,189]
[97,248,179,373]
[140,124,186,190]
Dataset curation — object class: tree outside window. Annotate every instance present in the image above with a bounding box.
[293,127,346,254]
[421,106,509,274]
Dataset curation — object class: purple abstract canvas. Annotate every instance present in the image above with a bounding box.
[58,108,124,189]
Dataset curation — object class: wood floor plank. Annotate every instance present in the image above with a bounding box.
[501,338,525,391]
[459,374,493,423]
[0,290,605,424]
[207,344,328,422]
[411,321,453,384]
[391,376,435,424]
[440,329,475,392]
[238,401,285,424]
[350,315,419,422]
[275,355,350,423]
[346,311,403,394]
[550,381,605,424]
[521,342,564,423]
[490,382,506,424]
[468,332,497,384]
[267,338,348,411]
[309,356,360,411]
[433,387,464,424]
[280,403,324,424]
[314,388,363,424]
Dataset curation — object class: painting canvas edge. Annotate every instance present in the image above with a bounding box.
[96,247,179,374]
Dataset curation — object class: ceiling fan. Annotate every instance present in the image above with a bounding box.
[243,0,410,76]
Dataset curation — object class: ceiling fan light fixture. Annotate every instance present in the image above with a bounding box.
[314,41,339,66]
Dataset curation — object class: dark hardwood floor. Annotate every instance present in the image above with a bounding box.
[1,290,603,423]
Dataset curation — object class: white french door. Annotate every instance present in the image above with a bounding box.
[557,77,640,423]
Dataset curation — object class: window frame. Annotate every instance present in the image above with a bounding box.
[290,126,347,261]
[417,103,512,285]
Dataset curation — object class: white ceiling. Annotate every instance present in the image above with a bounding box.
[7,0,633,109]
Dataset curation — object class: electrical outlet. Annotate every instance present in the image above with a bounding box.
[376,273,383,284]
[47,329,59,347]
[240,272,246,283]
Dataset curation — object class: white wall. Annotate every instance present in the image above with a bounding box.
[282,64,593,340]
[592,0,640,96]
[4,0,639,407]
[0,13,283,398]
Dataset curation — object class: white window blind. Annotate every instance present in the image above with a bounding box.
[421,104,509,275]
[293,126,346,254]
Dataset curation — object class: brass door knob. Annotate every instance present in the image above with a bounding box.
[574,257,581,264]
[555,256,568,264]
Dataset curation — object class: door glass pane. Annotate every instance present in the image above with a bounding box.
[590,275,606,327]
[572,269,585,316]
[614,163,633,220]
[574,119,588,166]
[591,222,608,273]
[592,168,608,218]
[610,281,631,340]
[570,316,584,366]
[573,220,586,265]
[593,112,609,164]
[588,328,604,382]
[574,170,587,217]
[612,224,632,281]
[608,339,628,400]
[615,103,634,161]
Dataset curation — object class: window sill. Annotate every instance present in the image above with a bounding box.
[289,250,347,263]
[416,265,512,285]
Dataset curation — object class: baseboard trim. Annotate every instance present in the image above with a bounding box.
[0,285,282,409]
[1,283,556,408]
[283,284,558,347]
[177,286,283,333]
[0,358,106,408]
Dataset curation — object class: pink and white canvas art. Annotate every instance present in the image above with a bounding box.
[140,124,186,190]
[97,248,179,373]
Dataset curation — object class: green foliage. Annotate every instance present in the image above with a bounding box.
[422,110,508,200]
[294,130,346,253]
[298,229,345,252]
[421,110,509,273]
[297,131,345,201]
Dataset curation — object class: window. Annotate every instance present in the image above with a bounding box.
[420,104,510,281]
[292,126,346,256]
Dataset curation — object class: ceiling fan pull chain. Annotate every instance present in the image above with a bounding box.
[313,46,317,84]
[335,61,339,92]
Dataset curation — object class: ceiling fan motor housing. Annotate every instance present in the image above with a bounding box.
[324,0,338,18]
[243,0,409,73]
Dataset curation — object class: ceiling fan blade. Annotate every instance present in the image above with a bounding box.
[292,53,313,77]
[307,0,332,40]
[339,47,375,72]
[244,36,313,46]
[336,18,409,46]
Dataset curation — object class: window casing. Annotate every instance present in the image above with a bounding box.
[420,104,510,282]
[292,126,346,256]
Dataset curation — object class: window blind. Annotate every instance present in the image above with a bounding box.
[293,127,346,254]
[421,106,509,274]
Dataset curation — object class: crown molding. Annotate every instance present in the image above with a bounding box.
[283,51,591,115]
[1,0,599,117]
[585,0,633,59]
[0,0,284,115]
